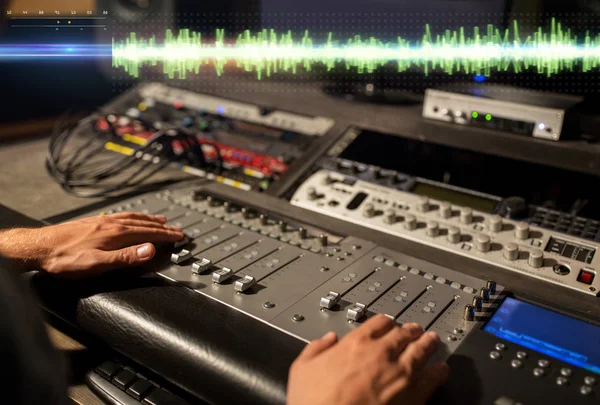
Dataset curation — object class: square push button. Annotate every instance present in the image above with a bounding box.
[577,269,595,285]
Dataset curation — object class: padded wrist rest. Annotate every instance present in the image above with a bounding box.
[32,271,304,405]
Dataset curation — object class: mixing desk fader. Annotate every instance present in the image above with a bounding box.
[76,183,600,404]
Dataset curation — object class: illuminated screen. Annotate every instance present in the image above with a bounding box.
[412,182,497,213]
[484,297,600,374]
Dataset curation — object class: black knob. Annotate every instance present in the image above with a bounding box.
[299,227,308,239]
[499,196,529,219]
[242,208,252,219]
[479,288,490,303]
[486,280,497,294]
[260,214,269,225]
[207,196,222,207]
[279,220,287,232]
[223,202,239,213]
[320,234,328,247]
[191,190,207,201]
[463,304,475,321]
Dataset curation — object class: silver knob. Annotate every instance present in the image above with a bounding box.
[475,234,491,252]
[479,287,491,303]
[447,226,461,243]
[384,209,396,224]
[486,280,497,294]
[488,215,503,232]
[472,296,483,311]
[515,222,530,240]
[460,207,473,224]
[503,243,518,261]
[439,202,452,218]
[363,203,375,218]
[404,214,417,230]
[528,249,544,268]
[463,304,475,321]
[416,197,430,212]
[426,221,439,237]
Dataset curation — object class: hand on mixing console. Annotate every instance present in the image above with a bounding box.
[0,212,184,278]
[287,314,448,405]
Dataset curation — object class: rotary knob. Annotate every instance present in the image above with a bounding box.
[299,227,308,239]
[416,197,430,212]
[486,280,497,294]
[426,221,439,237]
[463,304,475,321]
[479,287,491,303]
[475,234,491,252]
[488,215,503,232]
[528,249,544,268]
[279,220,288,232]
[384,209,396,224]
[319,234,328,247]
[515,222,530,240]
[307,187,321,201]
[460,207,473,224]
[447,226,461,243]
[404,214,417,230]
[439,202,452,218]
[472,296,483,311]
[259,214,269,225]
[503,243,518,261]
[363,203,375,218]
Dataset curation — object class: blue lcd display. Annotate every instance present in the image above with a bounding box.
[483,297,600,374]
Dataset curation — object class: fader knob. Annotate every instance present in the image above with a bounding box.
[515,222,530,240]
[463,304,475,321]
[439,202,452,218]
[503,243,518,261]
[488,215,503,232]
[447,226,461,243]
[416,197,430,212]
[486,280,497,294]
[472,296,483,312]
[528,249,544,268]
[460,207,473,224]
[384,209,397,224]
[426,221,439,237]
[404,214,417,230]
[363,203,375,218]
[475,234,491,252]
[479,287,491,303]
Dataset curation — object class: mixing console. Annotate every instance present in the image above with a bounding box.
[288,127,600,296]
[88,82,334,191]
[75,183,599,404]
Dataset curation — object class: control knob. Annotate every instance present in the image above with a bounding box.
[488,215,503,232]
[463,304,475,321]
[503,243,518,261]
[363,203,376,218]
[279,221,288,232]
[472,296,483,312]
[319,234,328,247]
[426,221,439,237]
[460,207,473,224]
[416,197,430,212]
[307,187,321,201]
[528,249,544,268]
[447,226,461,243]
[299,227,308,239]
[475,234,491,252]
[404,214,417,230]
[439,202,452,219]
[486,280,497,294]
[384,209,397,224]
[515,222,529,240]
[479,287,491,303]
[259,214,269,225]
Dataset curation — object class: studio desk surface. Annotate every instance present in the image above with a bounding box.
[4,180,596,405]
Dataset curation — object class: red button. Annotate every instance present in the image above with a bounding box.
[577,269,595,285]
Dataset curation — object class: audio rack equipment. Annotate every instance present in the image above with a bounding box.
[287,126,600,296]
[70,183,599,404]
[49,82,334,195]
[422,85,583,141]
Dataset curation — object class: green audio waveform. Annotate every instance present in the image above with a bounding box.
[111,19,600,79]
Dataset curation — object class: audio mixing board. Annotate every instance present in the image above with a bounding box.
[71,182,599,405]
[288,126,600,296]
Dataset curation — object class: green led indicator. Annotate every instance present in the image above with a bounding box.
[471,112,479,119]
[485,114,492,121]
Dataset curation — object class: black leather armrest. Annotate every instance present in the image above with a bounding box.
[31,271,304,405]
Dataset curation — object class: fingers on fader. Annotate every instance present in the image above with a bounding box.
[90,243,157,274]
[102,212,167,223]
[379,322,424,355]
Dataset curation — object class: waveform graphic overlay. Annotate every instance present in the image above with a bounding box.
[111,19,600,79]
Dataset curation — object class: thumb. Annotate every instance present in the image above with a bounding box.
[297,331,338,361]
[410,362,449,404]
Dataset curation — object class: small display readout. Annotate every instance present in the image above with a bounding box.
[545,237,596,264]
